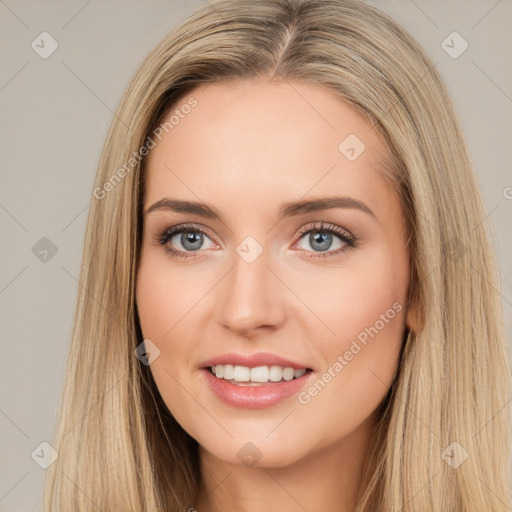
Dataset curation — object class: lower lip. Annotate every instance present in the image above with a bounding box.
[201,368,314,409]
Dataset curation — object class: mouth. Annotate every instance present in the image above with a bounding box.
[205,364,314,386]
[200,363,315,409]
[198,352,315,408]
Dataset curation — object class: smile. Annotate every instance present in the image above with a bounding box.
[209,364,309,385]
[201,366,314,409]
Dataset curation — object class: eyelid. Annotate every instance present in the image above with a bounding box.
[152,222,219,247]
[156,221,353,243]
[294,221,353,240]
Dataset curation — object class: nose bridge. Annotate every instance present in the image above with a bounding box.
[215,236,285,333]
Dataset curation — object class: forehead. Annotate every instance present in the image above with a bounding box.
[143,79,395,222]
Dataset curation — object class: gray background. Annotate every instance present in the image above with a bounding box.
[0,0,511,510]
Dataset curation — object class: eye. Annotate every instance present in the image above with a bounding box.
[152,223,216,260]
[293,221,358,259]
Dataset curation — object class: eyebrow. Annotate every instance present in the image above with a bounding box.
[144,196,376,221]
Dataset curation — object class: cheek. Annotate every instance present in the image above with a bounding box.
[337,266,405,341]
[135,254,192,399]
[135,256,202,431]
[295,246,409,346]
[295,246,409,406]
[135,252,199,341]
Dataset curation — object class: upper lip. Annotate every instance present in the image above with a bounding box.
[200,352,313,371]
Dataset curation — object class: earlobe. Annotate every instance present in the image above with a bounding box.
[405,290,423,334]
[404,259,424,334]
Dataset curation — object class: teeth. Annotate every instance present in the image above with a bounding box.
[269,365,283,382]
[233,366,251,381]
[251,366,269,382]
[282,367,295,381]
[209,364,309,383]
[223,364,234,380]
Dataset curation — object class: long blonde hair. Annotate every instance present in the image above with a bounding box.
[44,0,511,510]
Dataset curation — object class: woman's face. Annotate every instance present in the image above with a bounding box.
[136,78,415,468]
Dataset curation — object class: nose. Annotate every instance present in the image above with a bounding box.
[215,247,286,336]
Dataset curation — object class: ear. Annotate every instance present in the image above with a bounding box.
[405,286,423,334]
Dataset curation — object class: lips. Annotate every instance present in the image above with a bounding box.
[198,352,315,409]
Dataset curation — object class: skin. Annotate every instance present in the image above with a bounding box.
[135,77,418,512]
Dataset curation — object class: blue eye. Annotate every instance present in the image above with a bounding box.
[152,223,215,260]
[293,221,358,260]
[152,221,358,261]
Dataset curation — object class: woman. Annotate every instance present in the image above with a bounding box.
[44,0,511,510]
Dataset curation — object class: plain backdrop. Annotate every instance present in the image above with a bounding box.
[0,0,511,510]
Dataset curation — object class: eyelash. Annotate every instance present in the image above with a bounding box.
[151,221,359,261]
